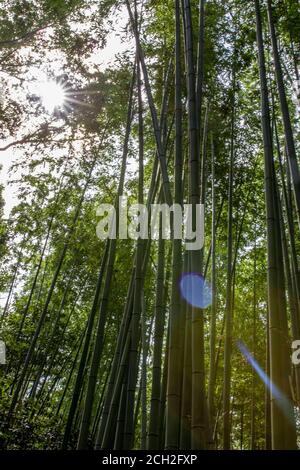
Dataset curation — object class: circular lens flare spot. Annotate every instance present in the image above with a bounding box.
[179,273,212,309]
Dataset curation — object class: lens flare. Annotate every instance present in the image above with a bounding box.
[179,273,212,309]
[237,340,295,423]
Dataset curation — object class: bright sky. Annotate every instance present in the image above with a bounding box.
[0,5,131,218]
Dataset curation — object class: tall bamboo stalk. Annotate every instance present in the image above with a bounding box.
[76,66,136,449]
[266,0,300,226]
[208,133,216,424]
[222,68,235,450]
[148,217,165,449]
[254,0,297,449]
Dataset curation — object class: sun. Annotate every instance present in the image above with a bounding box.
[37,80,66,113]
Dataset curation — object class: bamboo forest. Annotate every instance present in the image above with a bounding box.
[0,0,300,455]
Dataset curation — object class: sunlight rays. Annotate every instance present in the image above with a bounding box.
[33,78,96,114]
